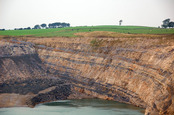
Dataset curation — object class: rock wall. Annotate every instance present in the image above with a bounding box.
[0,41,73,107]
[0,37,174,115]
[36,37,174,115]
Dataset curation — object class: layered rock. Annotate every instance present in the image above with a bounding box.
[0,36,174,115]
[0,41,72,107]
[36,37,174,115]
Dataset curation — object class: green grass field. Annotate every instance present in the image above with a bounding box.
[0,25,174,37]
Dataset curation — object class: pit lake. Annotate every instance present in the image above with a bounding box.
[0,99,144,115]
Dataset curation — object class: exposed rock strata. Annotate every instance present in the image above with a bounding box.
[0,38,174,115]
[0,41,73,107]
[36,37,174,115]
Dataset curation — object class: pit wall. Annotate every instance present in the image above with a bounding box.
[35,37,174,115]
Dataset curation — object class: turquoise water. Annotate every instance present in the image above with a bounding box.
[0,99,144,115]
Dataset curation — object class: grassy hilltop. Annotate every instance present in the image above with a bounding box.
[0,25,174,38]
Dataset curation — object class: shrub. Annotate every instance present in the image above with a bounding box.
[90,39,103,48]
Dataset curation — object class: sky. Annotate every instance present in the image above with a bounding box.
[0,0,174,29]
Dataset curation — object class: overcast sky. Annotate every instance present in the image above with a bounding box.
[0,0,174,29]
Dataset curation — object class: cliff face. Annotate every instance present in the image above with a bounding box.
[0,36,174,115]
[36,37,174,115]
[0,41,72,107]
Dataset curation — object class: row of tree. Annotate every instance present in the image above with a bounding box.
[0,29,5,31]
[14,22,70,30]
[162,19,174,28]
[14,27,31,30]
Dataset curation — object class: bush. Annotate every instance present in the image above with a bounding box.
[90,39,103,48]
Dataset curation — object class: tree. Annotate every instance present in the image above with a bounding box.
[27,27,31,30]
[48,23,53,28]
[67,23,70,27]
[162,18,170,28]
[23,27,31,30]
[34,25,41,29]
[0,29,5,31]
[168,22,174,28]
[48,23,57,28]
[54,22,61,28]
[61,22,67,27]
[119,20,123,26]
[40,23,47,29]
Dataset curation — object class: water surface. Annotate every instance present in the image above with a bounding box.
[0,99,144,115]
